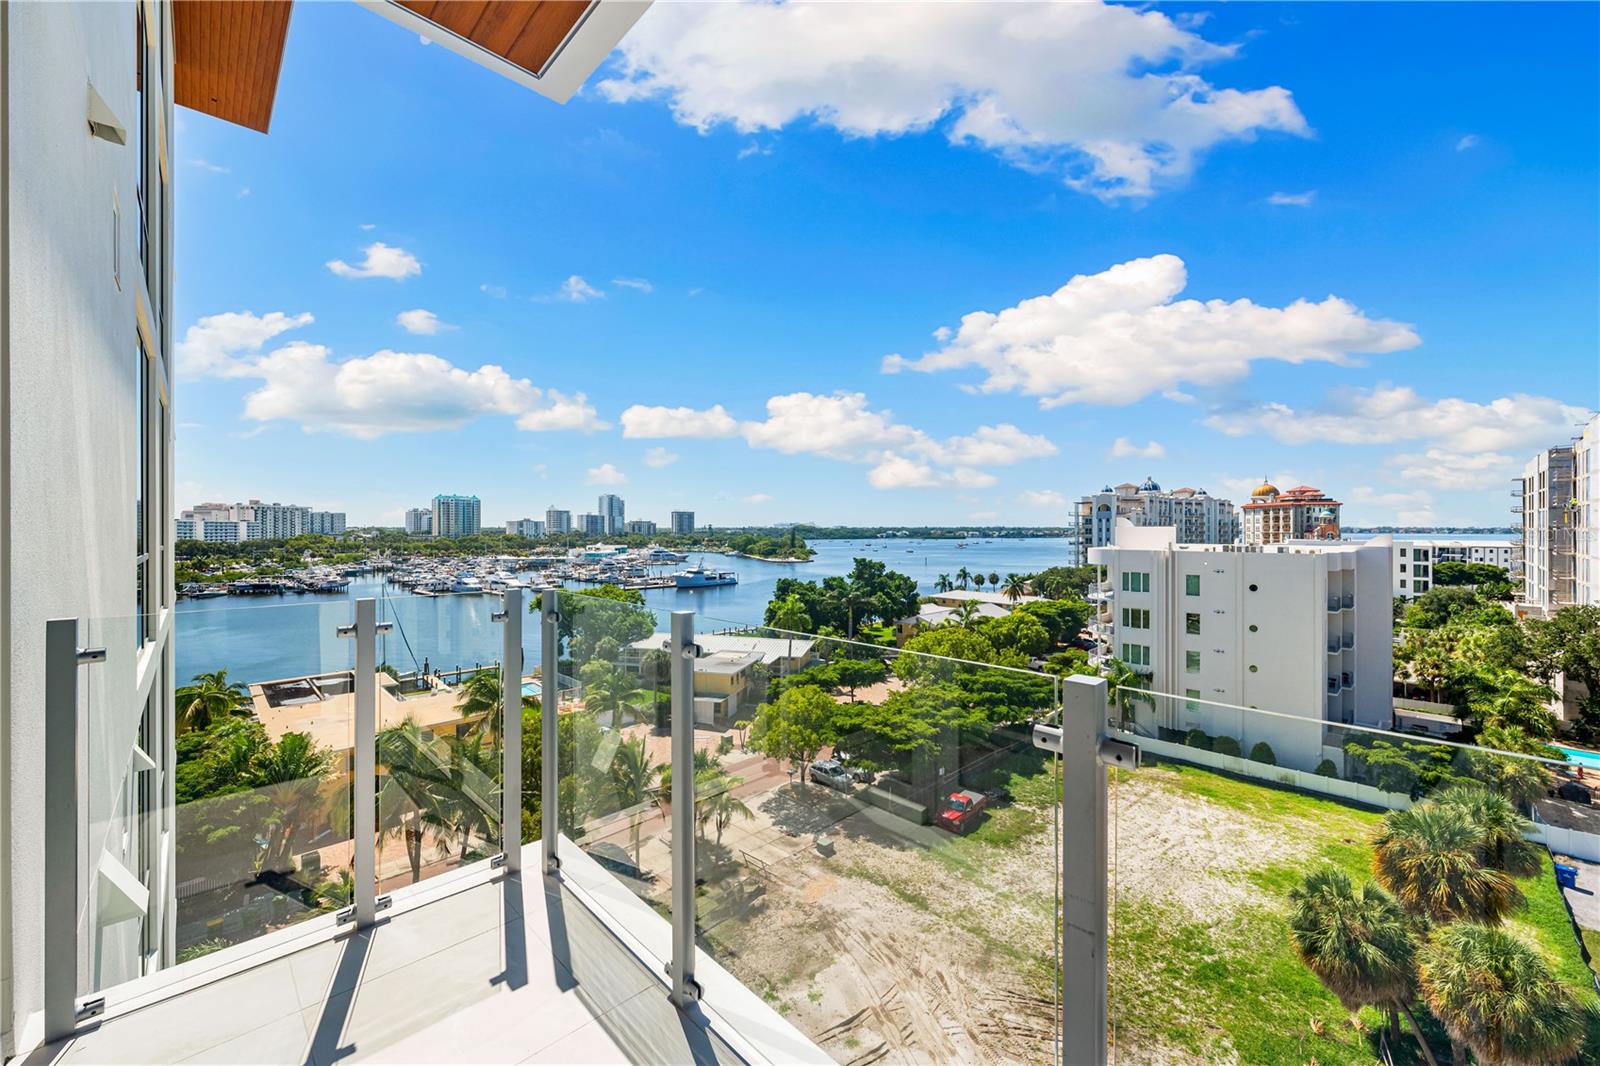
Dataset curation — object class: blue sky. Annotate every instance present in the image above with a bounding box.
[174,1,1598,529]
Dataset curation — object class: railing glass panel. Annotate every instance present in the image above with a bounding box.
[690,618,1065,1064]
[1109,689,1600,1064]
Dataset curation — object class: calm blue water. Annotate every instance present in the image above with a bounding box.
[1555,745,1600,770]
[173,537,1075,685]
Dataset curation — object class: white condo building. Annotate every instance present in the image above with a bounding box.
[1517,446,1577,616]
[404,507,432,535]
[1089,525,1393,772]
[544,507,572,535]
[1574,413,1600,607]
[307,510,345,536]
[626,520,657,536]
[506,518,545,538]
[431,494,481,538]
[578,512,604,536]
[670,510,695,536]
[1071,479,1237,563]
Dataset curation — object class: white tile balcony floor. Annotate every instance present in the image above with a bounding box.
[33,869,751,1065]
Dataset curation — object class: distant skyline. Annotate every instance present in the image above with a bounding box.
[174,2,1597,528]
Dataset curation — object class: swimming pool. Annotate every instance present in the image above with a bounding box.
[521,681,541,698]
[1554,744,1600,770]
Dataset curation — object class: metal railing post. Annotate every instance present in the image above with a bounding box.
[339,598,386,928]
[497,588,523,871]
[667,610,700,1006]
[44,618,104,1042]
[540,589,559,874]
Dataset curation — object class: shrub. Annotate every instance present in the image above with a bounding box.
[1249,742,1277,766]
[1314,758,1338,778]
[717,735,734,755]
[1184,728,1212,750]
[1212,735,1242,757]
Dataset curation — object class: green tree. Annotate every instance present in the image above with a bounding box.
[455,668,506,736]
[1288,867,1433,1061]
[955,567,972,590]
[1431,784,1541,879]
[579,659,639,731]
[253,732,335,873]
[987,571,1000,588]
[1103,657,1152,724]
[975,612,1050,659]
[973,573,986,590]
[935,573,953,593]
[1527,605,1600,735]
[175,669,252,734]
[695,770,753,847]
[829,658,887,701]
[1419,924,1588,1066]
[1002,573,1028,602]
[1372,803,1522,925]
[748,685,837,784]
[608,736,660,866]
[1433,561,1511,588]
[769,594,813,673]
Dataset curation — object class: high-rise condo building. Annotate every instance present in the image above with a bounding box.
[506,518,546,538]
[1389,539,1521,599]
[1517,445,1577,616]
[626,520,657,536]
[404,507,433,535]
[431,494,481,538]
[1089,525,1392,772]
[1574,413,1600,607]
[545,507,573,535]
[599,493,626,535]
[670,510,696,536]
[1240,483,1342,546]
[578,512,605,536]
[307,511,346,536]
[1070,479,1238,563]
[232,499,312,540]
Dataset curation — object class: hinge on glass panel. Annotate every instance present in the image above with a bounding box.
[336,905,356,924]
[1098,738,1140,770]
[376,622,393,635]
[491,611,508,623]
[376,894,393,913]
[77,647,107,665]
[75,997,105,1023]
[336,624,355,639]
[491,853,507,868]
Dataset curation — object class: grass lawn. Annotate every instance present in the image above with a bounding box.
[1105,759,1600,1065]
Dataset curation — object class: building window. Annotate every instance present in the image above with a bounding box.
[1399,547,1408,557]
[135,343,149,646]
[1185,612,1200,635]
[1185,650,1201,673]
[1400,579,1407,589]
[1120,571,1150,592]
[1119,643,1150,667]
[1400,563,1407,573]
[1121,607,1150,629]
[1185,574,1200,596]
[1185,688,1200,711]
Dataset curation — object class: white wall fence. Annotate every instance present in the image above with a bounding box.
[1116,730,1600,863]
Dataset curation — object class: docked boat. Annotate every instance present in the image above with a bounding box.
[672,562,738,589]
[449,574,485,594]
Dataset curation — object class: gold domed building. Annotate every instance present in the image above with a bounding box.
[1241,482,1342,545]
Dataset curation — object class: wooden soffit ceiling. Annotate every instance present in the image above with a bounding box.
[173,0,293,133]
[396,1,592,79]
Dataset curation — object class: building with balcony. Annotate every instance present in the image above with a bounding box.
[544,507,572,536]
[1389,538,1520,598]
[1240,483,1342,546]
[1517,445,1577,616]
[1069,479,1238,563]
[1088,524,1392,771]
[403,507,432,535]
[431,494,481,539]
[598,494,626,536]
[307,511,346,536]
[670,510,695,535]
[174,518,261,543]
[625,520,657,536]
[506,518,545,538]
[1575,412,1600,607]
[577,512,604,536]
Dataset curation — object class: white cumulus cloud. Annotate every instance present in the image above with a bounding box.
[743,493,774,504]
[176,310,314,378]
[612,277,654,293]
[395,309,452,335]
[1109,437,1166,460]
[326,242,421,280]
[621,403,741,438]
[1456,134,1481,151]
[883,254,1419,407]
[586,463,628,486]
[599,1,1309,201]
[644,446,679,468]
[541,275,604,303]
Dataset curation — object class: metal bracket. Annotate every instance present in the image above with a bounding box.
[1031,723,1063,755]
[335,624,355,639]
[682,642,703,660]
[491,611,508,623]
[376,622,393,635]
[1098,738,1139,770]
[491,853,507,868]
[76,647,106,665]
[665,964,702,1002]
[75,997,105,1023]
[336,894,392,925]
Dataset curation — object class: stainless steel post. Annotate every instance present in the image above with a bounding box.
[1061,674,1112,1066]
[44,618,101,1041]
[667,610,699,1006]
[498,588,523,871]
[540,589,559,874]
[341,598,383,928]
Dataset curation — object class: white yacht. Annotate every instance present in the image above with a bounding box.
[672,562,738,589]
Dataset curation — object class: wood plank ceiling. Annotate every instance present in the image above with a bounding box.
[173,0,294,133]
[398,1,591,77]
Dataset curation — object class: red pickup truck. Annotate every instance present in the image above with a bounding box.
[936,789,989,834]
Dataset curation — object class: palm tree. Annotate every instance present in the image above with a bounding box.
[954,601,981,629]
[1432,784,1541,878]
[176,669,252,733]
[311,867,355,911]
[455,668,505,736]
[769,595,812,675]
[934,574,953,593]
[609,736,660,866]
[253,732,335,872]
[972,573,986,591]
[987,571,1000,589]
[579,659,639,731]
[1372,803,1522,925]
[695,771,753,846]
[1288,867,1436,1063]
[1103,657,1152,726]
[1419,924,1587,1066]
[955,567,972,590]
[1002,573,1028,603]
[377,721,458,882]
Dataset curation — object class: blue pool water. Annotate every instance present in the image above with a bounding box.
[521,682,541,698]
[1555,745,1600,770]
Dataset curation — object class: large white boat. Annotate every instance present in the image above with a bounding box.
[672,562,738,589]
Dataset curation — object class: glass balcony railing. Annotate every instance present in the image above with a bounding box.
[1109,690,1600,1065]
[47,593,1600,1064]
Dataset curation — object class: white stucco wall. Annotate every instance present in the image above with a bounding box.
[3,2,174,1050]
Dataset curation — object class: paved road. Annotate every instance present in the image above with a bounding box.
[1553,852,1600,931]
